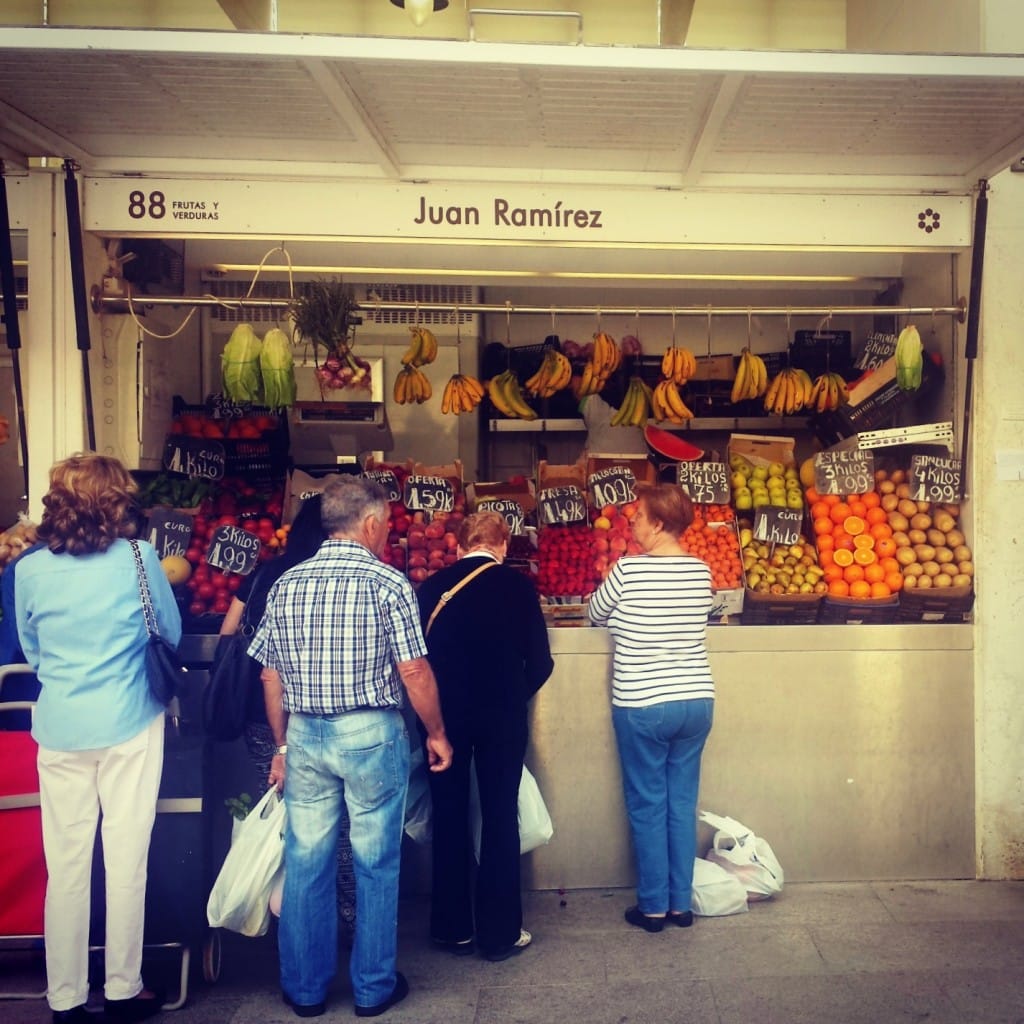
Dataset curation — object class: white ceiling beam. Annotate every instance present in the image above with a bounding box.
[0,99,90,164]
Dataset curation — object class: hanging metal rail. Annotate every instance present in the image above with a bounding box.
[90,289,968,322]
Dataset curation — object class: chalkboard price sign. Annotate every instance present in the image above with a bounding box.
[855,332,898,371]
[813,449,875,496]
[588,467,637,509]
[676,461,730,505]
[205,524,261,576]
[162,436,226,481]
[909,454,962,504]
[403,475,455,513]
[477,498,525,535]
[363,468,401,502]
[538,486,587,525]
[753,506,805,547]
[145,509,195,559]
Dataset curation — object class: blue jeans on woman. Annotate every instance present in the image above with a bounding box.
[279,709,409,1009]
[612,698,714,914]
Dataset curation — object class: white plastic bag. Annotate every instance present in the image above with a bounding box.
[691,857,749,917]
[700,810,784,901]
[469,763,554,860]
[207,787,286,936]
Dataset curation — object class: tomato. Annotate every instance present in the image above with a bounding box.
[212,596,231,616]
[188,600,206,617]
[197,582,216,601]
[226,574,244,593]
[185,545,204,565]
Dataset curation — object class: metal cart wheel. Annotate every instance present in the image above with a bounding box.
[201,929,221,983]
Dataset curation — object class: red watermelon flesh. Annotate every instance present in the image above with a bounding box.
[644,424,704,462]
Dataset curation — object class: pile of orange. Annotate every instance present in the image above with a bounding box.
[805,486,904,600]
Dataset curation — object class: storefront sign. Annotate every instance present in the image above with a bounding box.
[814,449,875,496]
[588,467,637,508]
[403,475,455,513]
[538,486,587,525]
[362,468,401,502]
[909,454,962,503]
[677,461,729,505]
[477,498,525,535]
[753,506,804,547]
[205,524,260,575]
[145,509,195,559]
[162,436,226,481]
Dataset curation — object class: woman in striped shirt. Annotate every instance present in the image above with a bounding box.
[588,482,714,933]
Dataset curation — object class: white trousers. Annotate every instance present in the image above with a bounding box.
[36,712,164,1011]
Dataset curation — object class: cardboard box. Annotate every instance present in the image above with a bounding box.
[691,354,736,381]
[537,459,587,493]
[709,587,745,622]
[585,454,657,510]
[727,433,797,471]
[465,479,537,518]
[410,459,464,492]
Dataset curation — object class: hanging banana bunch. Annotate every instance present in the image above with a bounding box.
[729,347,769,403]
[578,331,621,397]
[610,376,653,428]
[660,346,697,387]
[486,369,538,420]
[440,374,485,415]
[763,367,814,416]
[400,325,439,368]
[524,348,573,398]
[650,379,695,424]
[808,371,850,413]
[393,365,433,405]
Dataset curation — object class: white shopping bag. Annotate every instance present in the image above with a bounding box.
[691,857,749,917]
[469,763,554,860]
[700,810,784,901]
[207,788,286,936]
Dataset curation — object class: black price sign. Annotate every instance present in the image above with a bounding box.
[753,506,804,547]
[363,469,401,502]
[538,486,587,525]
[162,436,226,481]
[145,509,195,559]
[909,454,962,503]
[814,449,875,496]
[588,467,637,508]
[205,524,261,576]
[403,475,455,513]
[677,461,729,505]
[856,332,898,371]
[477,498,525,536]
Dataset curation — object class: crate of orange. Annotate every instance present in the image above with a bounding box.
[680,511,744,622]
[807,485,902,624]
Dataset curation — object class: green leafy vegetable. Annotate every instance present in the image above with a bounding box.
[221,324,263,403]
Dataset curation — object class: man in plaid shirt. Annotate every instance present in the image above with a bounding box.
[250,474,452,1019]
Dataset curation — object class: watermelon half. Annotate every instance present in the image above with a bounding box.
[644,424,705,462]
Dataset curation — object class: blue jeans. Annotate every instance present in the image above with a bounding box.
[612,698,714,914]
[279,709,409,1008]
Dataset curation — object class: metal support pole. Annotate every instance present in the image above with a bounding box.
[960,179,988,498]
[63,158,96,450]
[0,164,29,497]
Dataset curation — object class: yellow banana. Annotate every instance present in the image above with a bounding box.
[610,384,636,427]
[831,372,848,407]
[630,387,649,427]
[730,352,751,404]
[460,374,484,402]
[418,327,438,365]
[487,374,516,417]
[749,353,768,398]
[500,371,537,420]
[661,347,676,379]
[393,368,408,404]
[664,380,694,421]
[400,327,424,367]
[441,377,454,414]
[763,371,783,414]
[812,375,828,414]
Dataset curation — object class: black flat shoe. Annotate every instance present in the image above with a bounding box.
[624,905,665,933]
[103,990,164,1022]
[282,991,327,1018]
[431,935,475,956]
[480,928,532,962]
[666,910,694,928]
[52,1007,92,1024]
[354,971,409,1018]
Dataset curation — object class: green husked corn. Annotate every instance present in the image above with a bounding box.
[260,327,297,408]
[221,324,263,403]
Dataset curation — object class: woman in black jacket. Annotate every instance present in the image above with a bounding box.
[415,510,553,962]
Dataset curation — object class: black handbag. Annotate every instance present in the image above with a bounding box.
[202,609,257,741]
[130,539,187,706]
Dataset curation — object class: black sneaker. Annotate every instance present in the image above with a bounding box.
[354,971,409,1018]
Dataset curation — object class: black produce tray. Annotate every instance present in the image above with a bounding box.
[818,595,900,625]
[896,587,974,623]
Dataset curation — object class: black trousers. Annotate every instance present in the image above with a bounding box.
[424,708,527,954]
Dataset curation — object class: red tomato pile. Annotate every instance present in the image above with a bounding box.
[679,512,743,591]
[536,523,599,599]
[170,412,280,440]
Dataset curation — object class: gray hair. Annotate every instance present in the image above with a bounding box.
[321,475,389,536]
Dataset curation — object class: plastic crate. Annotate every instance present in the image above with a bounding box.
[897,586,974,623]
[818,594,900,625]
[741,588,822,625]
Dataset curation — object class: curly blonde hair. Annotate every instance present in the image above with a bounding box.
[37,453,140,555]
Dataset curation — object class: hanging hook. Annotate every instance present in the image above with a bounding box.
[505,300,513,347]
[595,305,602,332]
[706,306,713,354]
[746,309,753,351]
[550,306,557,337]
[671,309,677,349]
[453,302,461,346]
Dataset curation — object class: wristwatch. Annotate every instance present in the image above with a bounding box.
[275,744,287,755]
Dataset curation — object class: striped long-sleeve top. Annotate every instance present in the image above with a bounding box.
[587,553,714,708]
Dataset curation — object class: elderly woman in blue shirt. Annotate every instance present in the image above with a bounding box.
[15,454,180,1024]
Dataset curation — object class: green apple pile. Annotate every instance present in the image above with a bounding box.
[729,454,804,512]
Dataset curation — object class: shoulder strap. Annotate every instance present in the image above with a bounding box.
[129,539,160,640]
[425,560,497,636]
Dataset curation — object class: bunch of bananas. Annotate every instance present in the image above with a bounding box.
[807,371,849,413]
[487,369,538,420]
[610,376,653,427]
[578,331,622,396]
[660,346,697,386]
[650,379,695,424]
[763,367,815,416]
[400,325,439,368]
[393,365,432,405]
[729,347,769,403]
[440,374,485,415]
[524,348,573,398]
